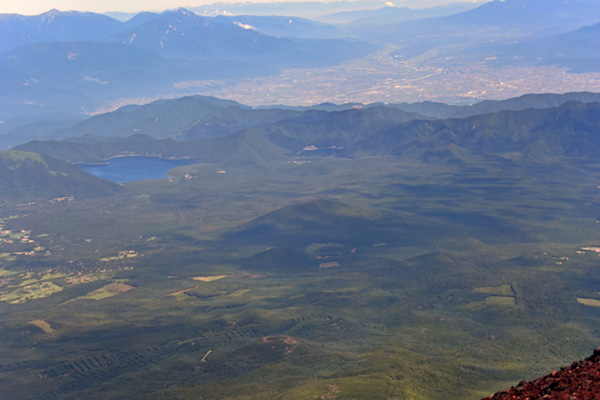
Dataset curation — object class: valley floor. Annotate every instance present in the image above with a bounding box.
[1,156,600,399]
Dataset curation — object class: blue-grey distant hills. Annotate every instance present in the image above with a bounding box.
[432,0,600,33]
[1,2,599,129]
[379,0,600,72]
[388,92,600,119]
[0,8,374,123]
[346,101,600,163]
[0,41,172,93]
[106,8,373,65]
[0,9,122,52]
[213,15,343,38]
[12,101,427,164]
[372,0,600,45]
[0,8,349,52]
[316,3,478,26]
[51,95,261,140]
[107,11,347,39]
[188,0,383,20]
[0,9,172,52]
[59,91,600,140]
[5,91,600,151]
[0,41,218,123]
[483,21,600,73]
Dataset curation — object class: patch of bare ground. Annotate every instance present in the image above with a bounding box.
[320,384,340,400]
[319,261,340,269]
[107,283,135,293]
[159,285,199,299]
[262,335,299,355]
[192,275,228,282]
[28,319,54,334]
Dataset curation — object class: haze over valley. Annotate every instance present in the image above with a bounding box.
[2,0,600,130]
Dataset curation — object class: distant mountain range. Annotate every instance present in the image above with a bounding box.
[388,92,600,119]
[316,3,478,26]
[13,93,600,167]
[381,0,600,40]
[1,0,599,125]
[104,8,373,64]
[433,0,600,33]
[377,0,600,71]
[0,8,352,53]
[7,91,598,143]
[51,96,252,140]
[213,15,344,38]
[347,101,600,162]
[484,21,600,72]
[188,0,392,19]
[0,8,375,123]
[0,9,124,52]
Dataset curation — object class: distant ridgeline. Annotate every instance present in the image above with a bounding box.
[12,92,600,168]
[0,8,375,122]
[2,0,600,124]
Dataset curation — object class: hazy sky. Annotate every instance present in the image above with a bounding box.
[0,0,483,15]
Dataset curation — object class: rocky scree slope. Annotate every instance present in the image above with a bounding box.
[482,348,600,400]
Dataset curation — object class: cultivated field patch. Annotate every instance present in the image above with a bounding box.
[193,275,229,282]
[28,319,54,333]
[68,280,135,302]
[474,285,514,296]
[576,298,600,307]
[100,250,138,262]
[0,281,63,304]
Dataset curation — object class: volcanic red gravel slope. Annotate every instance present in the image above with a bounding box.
[481,348,600,400]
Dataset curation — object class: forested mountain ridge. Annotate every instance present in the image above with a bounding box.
[14,100,600,166]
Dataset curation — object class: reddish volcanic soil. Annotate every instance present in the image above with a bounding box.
[481,348,600,400]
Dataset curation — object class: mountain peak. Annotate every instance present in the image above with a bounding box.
[155,7,202,23]
[40,9,66,19]
[171,7,195,16]
[40,9,84,17]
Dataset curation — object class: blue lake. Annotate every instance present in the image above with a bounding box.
[77,156,196,183]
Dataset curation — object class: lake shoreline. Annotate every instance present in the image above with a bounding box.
[72,154,196,166]
[76,155,196,183]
